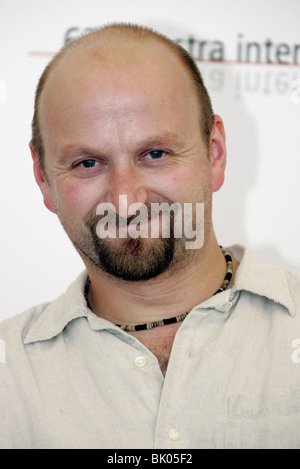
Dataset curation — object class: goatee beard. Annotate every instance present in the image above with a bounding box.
[86,215,178,281]
[72,208,188,281]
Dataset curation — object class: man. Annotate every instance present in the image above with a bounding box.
[0,23,299,449]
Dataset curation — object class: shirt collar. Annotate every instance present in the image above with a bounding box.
[24,244,295,344]
[23,271,122,344]
[190,244,295,317]
[224,244,295,316]
[23,271,89,344]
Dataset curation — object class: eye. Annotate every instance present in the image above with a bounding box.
[78,159,99,168]
[144,150,166,160]
[72,158,104,177]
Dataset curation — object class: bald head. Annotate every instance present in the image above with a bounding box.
[31,23,214,170]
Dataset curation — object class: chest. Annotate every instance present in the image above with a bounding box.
[145,336,174,375]
[128,323,181,375]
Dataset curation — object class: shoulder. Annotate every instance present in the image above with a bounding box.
[0,270,88,348]
[0,303,50,347]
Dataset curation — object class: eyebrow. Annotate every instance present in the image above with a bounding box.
[58,145,103,163]
[58,132,186,161]
[139,132,186,150]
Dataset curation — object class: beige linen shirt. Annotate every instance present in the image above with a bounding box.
[0,244,300,449]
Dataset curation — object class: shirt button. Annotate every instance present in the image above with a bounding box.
[134,356,147,368]
[168,428,180,441]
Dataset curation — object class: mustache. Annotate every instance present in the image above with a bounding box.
[85,202,175,229]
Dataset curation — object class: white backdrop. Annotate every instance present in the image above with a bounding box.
[0,0,299,320]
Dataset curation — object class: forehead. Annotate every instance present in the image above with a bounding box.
[39,38,200,147]
[43,38,197,105]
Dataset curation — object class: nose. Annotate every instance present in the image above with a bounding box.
[106,165,148,218]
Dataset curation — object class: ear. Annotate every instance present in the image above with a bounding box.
[210,115,227,192]
[29,140,56,213]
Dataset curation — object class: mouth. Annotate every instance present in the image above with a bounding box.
[91,201,179,242]
[118,213,156,238]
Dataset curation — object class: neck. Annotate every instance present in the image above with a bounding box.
[85,235,238,326]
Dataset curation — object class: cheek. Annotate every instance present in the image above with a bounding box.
[167,166,212,203]
[151,173,186,203]
[55,179,101,219]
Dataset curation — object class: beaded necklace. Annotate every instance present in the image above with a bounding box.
[84,246,233,331]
